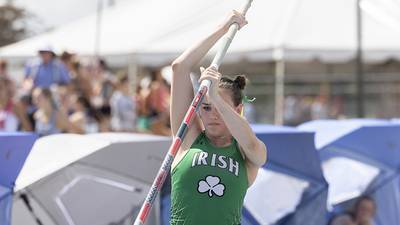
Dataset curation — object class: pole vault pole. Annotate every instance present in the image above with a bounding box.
[133,1,254,224]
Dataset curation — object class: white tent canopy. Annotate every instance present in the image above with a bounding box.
[14,134,110,192]
[142,0,400,63]
[1,0,400,63]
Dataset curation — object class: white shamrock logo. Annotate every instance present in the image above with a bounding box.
[198,175,225,197]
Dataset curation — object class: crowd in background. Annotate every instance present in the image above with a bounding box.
[0,47,348,136]
[283,94,344,126]
[0,47,171,136]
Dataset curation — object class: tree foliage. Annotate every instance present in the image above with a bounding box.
[0,4,29,47]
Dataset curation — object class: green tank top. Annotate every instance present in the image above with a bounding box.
[171,132,248,225]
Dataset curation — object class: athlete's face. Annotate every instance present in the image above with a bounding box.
[199,89,242,137]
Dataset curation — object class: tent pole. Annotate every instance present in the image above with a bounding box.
[127,54,138,95]
[356,0,365,117]
[274,50,285,125]
[95,0,103,57]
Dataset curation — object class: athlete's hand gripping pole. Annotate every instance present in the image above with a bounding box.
[133,1,253,224]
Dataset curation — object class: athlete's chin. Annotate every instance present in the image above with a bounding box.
[206,126,227,135]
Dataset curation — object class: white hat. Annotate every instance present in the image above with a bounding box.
[37,45,55,54]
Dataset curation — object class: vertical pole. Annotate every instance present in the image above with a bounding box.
[128,54,138,94]
[95,0,103,57]
[356,0,365,117]
[274,59,285,125]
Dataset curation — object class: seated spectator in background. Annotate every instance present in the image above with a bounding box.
[69,95,99,134]
[24,46,71,91]
[32,88,70,136]
[0,77,19,132]
[110,75,136,132]
[330,196,376,225]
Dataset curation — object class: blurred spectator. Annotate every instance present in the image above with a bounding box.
[330,96,344,119]
[90,58,115,132]
[60,51,75,72]
[311,95,329,120]
[1,76,32,131]
[17,94,35,131]
[97,58,116,102]
[284,95,300,126]
[298,96,313,123]
[0,77,18,131]
[110,75,136,132]
[69,59,92,100]
[69,95,99,134]
[91,58,115,108]
[329,196,376,225]
[145,69,171,136]
[24,46,71,91]
[243,101,256,123]
[0,59,16,98]
[52,85,73,114]
[32,88,70,136]
[0,59,8,78]
[135,84,151,132]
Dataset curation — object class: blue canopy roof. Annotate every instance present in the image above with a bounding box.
[298,119,400,169]
[0,133,37,188]
[0,132,37,225]
[243,124,328,225]
[251,124,326,183]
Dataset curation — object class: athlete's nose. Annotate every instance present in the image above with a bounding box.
[211,110,220,120]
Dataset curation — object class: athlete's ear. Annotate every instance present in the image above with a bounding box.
[236,103,243,116]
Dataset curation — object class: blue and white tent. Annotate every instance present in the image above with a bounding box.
[0,133,37,225]
[299,119,400,225]
[242,125,328,225]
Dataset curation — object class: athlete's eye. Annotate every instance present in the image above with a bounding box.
[203,106,212,112]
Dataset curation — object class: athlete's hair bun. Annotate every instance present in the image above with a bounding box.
[233,75,246,90]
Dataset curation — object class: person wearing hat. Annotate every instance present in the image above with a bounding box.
[23,45,71,90]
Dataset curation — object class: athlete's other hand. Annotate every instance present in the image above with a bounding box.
[219,10,248,32]
[199,66,221,100]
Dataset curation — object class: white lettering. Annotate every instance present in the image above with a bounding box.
[211,153,217,166]
[197,152,208,166]
[192,153,198,167]
[217,155,227,169]
[229,158,239,176]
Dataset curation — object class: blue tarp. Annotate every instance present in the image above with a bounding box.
[0,132,37,225]
[242,124,328,225]
[0,186,12,225]
[299,119,400,225]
